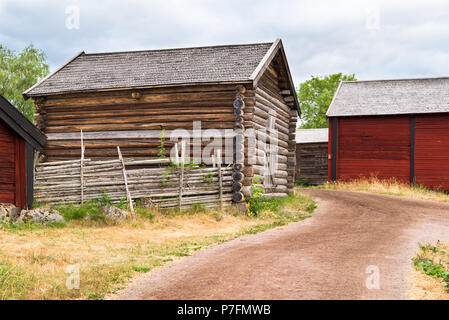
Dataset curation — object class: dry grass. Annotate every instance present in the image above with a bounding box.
[0,191,314,300]
[408,267,449,300]
[409,242,449,300]
[317,177,449,203]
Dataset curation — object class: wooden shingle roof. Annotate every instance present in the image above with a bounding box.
[327,77,449,117]
[24,42,275,96]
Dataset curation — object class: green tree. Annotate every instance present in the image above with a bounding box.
[297,73,356,128]
[0,44,49,122]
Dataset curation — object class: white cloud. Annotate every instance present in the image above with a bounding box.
[1,0,449,85]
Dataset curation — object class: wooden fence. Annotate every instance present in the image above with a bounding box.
[34,146,233,211]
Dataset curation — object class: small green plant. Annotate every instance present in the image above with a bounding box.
[414,259,449,292]
[135,207,156,221]
[414,242,449,292]
[158,129,166,159]
[55,191,129,222]
[188,203,207,214]
[116,197,128,210]
[184,155,199,168]
[132,266,151,273]
[160,170,170,187]
[203,170,215,184]
[246,176,269,216]
[0,215,7,226]
[296,177,310,187]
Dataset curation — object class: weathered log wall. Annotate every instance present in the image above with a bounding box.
[35,84,246,162]
[34,68,298,203]
[296,142,328,185]
[241,56,297,198]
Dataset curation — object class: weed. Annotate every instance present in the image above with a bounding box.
[246,176,269,216]
[158,129,166,159]
[160,170,170,187]
[203,170,215,184]
[132,266,151,273]
[54,192,135,223]
[414,242,449,292]
[135,207,156,221]
[188,203,207,214]
[296,177,310,187]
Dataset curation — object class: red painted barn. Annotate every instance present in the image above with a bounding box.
[0,95,46,208]
[327,77,449,191]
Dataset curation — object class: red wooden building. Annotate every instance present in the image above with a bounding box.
[0,95,46,208]
[327,77,449,191]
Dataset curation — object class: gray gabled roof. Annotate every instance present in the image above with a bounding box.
[296,128,328,144]
[327,77,449,117]
[24,42,275,96]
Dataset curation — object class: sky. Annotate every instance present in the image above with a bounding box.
[1,0,449,85]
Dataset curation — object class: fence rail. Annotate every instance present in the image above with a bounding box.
[35,156,232,210]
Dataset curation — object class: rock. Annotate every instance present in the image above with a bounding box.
[137,197,156,209]
[101,205,129,224]
[0,203,17,219]
[9,208,21,222]
[14,208,65,225]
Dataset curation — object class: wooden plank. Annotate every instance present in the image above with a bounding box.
[46,129,236,141]
[217,149,223,209]
[117,146,135,221]
[336,116,410,183]
[415,114,449,191]
[178,142,185,209]
[80,130,85,204]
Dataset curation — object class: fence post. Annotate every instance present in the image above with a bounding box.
[217,149,223,210]
[173,143,180,165]
[117,146,135,221]
[178,142,185,210]
[80,130,85,204]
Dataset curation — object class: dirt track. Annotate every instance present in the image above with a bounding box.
[115,189,449,300]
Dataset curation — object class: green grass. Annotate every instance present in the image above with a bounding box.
[0,190,316,299]
[413,242,449,292]
[0,261,36,300]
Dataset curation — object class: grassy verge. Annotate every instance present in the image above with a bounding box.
[412,242,449,298]
[0,190,315,300]
[308,177,449,203]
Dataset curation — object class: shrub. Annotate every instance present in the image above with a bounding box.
[296,177,310,187]
[247,176,272,216]
[55,192,127,222]
[135,207,156,221]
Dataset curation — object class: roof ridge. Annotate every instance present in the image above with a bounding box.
[342,76,449,84]
[83,41,274,56]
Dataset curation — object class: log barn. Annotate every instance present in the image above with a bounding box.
[24,39,300,202]
[0,95,46,208]
[327,77,449,191]
[295,128,328,185]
